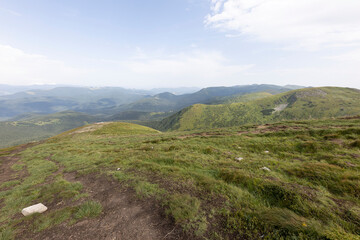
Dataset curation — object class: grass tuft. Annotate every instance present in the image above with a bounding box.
[166,193,201,224]
[74,201,102,220]
[0,227,14,240]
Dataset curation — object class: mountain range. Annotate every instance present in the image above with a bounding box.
[0,84,298,120]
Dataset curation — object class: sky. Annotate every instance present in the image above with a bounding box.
[0,0,360,89]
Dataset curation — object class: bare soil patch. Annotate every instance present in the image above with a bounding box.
[177,132,228,139]
[20,173,185,240]
[1,143,186,240]
[0,143,34,186]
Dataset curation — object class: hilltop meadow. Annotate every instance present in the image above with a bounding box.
[1,117,360,239]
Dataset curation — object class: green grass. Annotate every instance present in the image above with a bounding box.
[166,193,201,223]
[0,180,21,190]
[1,119,360,239]
[32,207,73,232]
[165,193,207,236]
[0,227,14,240]
[134,181,165,199]
[214,92,273,104]
[91,122,160,135]
[158,87,360,131]
[74,201,102,220]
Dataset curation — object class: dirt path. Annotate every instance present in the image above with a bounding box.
[1,144,185,240]
[28,173,183,240]
[0,143,35,186]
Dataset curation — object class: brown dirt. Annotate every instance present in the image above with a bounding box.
[18,172,185,240]
[339,115,360,120]
[330,138,344,146]
[1,144,186,240]
[0,143,35,186]
[177,131,229,139]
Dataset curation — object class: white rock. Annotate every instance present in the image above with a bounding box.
[264,150,269,153]
[21,203,48,216]
[261,167,271,172]
[117,168,121,171]
[235,157,243,161]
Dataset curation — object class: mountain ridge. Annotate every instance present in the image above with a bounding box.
[157,87,360,131]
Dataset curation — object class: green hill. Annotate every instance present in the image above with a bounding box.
[121,84,293,113]
[0,111,98,148]
[1,118,360,239]
[88,122,160,135]
[159,87,360,131]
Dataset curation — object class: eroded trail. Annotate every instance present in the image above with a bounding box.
[20,172,182,240]
[36,173,181,240]
[1,145,183,240]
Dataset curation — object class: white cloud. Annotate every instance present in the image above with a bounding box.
[267,65,360,88]
[3,44,358,89]
[205,0,360,50]
[327,48,360,62]
[0,45,254,88]
[0,45,85,85]
[124,50,253,83]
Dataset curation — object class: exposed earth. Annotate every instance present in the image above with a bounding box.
[0,145,185,240]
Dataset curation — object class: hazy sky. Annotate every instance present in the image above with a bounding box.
[1,0,360,89]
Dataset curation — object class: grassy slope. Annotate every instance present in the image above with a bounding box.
[211,92,273,104]
[159,87,360,131]
[0,111,98,148]
[123,85,292,112]
[1,119,360,239]
[90,122,160,135]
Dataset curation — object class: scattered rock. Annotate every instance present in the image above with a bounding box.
[235,157,243,161]
[261,167,271,172]
[22,203,48,216]
[117,168,121,171]
[264,150,269,153]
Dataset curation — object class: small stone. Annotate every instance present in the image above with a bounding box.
[117,168,121,171]
[235,157,243,161]
[261,167,271,172]
[21,203,48,216]
[264,150,269,153]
